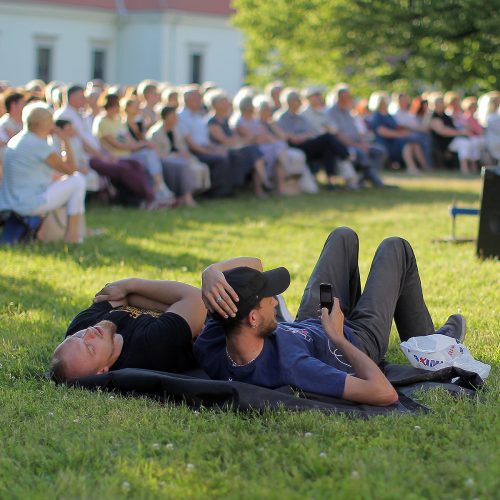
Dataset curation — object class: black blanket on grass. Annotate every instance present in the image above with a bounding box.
[66,364,484,418]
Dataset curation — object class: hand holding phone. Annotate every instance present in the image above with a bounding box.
[320,283,333,313]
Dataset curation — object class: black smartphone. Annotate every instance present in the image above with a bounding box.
[320,283,333,313]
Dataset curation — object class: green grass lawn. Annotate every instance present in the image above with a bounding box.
[1,174,498,499]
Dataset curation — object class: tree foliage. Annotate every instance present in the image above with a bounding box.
[232,0,500,94]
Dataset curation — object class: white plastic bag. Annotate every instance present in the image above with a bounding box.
[400,334,491,380]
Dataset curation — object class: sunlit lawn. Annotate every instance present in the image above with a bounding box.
[1,173,498,499]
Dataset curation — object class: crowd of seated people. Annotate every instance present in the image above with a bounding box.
[0,77,499,243]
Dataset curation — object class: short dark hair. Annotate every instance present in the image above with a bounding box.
[160,105,177,120]
[213,299,263,337]
[3,92,24,112]
[66,85,84,101]
[100,93,120,110]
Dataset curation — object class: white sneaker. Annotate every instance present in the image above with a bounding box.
[154,185,175,205]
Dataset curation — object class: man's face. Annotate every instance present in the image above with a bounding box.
[145,88,160,106]
[55,320,118,379]
[185,91,202,111]
[339,91,354,109]
[288,96,301,113]
[70,90,87,110]
[12,98,25,116]
[399,94,410,110]
[308,94,324,109]
[254,296,278,338]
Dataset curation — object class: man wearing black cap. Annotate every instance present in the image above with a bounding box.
[194,227,466,406]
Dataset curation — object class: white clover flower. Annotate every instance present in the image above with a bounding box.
[152,443,160,450]
[122,481,130,491]
[186,463,195,471]
[319,452,327,458]
[165,443,174,450]
[304,432,313,437]
[351,470,360,479]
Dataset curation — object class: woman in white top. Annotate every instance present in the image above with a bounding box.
[0,102,86,243]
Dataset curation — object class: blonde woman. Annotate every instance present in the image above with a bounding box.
[0,102,86,243]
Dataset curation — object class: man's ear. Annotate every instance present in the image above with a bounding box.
[247,310,258,329]
[96,366,109,375]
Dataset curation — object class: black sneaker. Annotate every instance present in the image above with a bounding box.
[435,314,466,342]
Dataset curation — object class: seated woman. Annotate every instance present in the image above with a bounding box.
[232,94,292,194]
[369,92,428,175]
[93,93,173,206]
[429,95,475,174]
[206,90,269,198]
[254,95,318,194]
[462,96,486,169]
[124,96,201,206]
[0,102,86,243]
[146,106,209,207]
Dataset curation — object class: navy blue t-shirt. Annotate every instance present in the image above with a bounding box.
[193,318,360,398]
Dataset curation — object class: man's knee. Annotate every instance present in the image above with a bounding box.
[380,236,414,257]
[71,172,86,191]
[328,226,359,246]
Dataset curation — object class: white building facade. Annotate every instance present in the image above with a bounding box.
[0,0,244,93]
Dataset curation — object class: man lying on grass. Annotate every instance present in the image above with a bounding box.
[49,280,206,381]
[194,227,466,406]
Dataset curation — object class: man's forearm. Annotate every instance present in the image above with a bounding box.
[336,337,398,405]
[184,136,210,155]
[336,337,387,382]
[126,279,200,306]
[126,293,169,312]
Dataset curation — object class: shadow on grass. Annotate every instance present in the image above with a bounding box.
[2,184,481,270]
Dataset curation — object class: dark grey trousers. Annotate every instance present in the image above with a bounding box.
[296,227,435,363]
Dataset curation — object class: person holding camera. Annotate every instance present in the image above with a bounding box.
[194,227,466,406]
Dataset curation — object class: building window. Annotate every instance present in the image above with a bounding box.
[92,49,106,80]
[190,52,203,84]
[36,46,52,83]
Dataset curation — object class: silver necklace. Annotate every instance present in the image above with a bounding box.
[225,346,258,367]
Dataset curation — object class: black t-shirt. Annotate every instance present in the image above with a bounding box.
[166,130,178,152]
[431,111,455,151]
[65,301,197,373]
[207,116,233,143]
[127,121,144,142]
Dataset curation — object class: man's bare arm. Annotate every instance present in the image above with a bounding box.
[183,134,213,155]
[94,278,206,338]
[321,299,398,406]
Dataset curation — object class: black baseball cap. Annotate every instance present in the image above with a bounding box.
[223,266,291,319]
